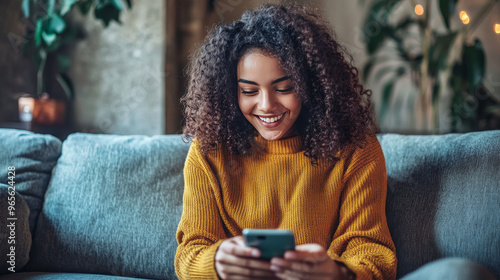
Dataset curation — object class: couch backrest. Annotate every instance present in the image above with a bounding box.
[0,128,62,274]
[378,131,500,278]
[22,133,190,280]
[4,129,498,279]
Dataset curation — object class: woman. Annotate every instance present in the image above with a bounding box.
[175,3,396,279]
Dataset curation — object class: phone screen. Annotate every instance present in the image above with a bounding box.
[243,229,295,260]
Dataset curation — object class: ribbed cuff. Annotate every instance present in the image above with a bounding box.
[327,252,369,280]
[199,239,225,279]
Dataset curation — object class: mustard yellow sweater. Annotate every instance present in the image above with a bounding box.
[175,134,397,280]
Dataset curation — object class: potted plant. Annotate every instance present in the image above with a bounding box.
[18,0,132,125]
[361,0,500,133]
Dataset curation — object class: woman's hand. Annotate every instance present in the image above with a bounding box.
[269,244,354,280]
[215,236,280,280]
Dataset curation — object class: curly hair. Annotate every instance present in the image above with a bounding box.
[181,2,378,164]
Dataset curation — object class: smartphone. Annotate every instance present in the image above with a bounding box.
[243,229,295,260]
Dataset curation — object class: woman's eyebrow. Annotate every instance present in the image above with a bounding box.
[237,76,290,86]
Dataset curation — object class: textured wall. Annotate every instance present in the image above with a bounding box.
[69,0,165,135]
[0,0,37,122]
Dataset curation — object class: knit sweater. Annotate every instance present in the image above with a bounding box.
[175,134,397,280]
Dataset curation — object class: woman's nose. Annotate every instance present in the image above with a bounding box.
[257,91,277,112]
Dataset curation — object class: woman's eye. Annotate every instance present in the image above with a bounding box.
[241,90,257,95]
[276,87,293,93]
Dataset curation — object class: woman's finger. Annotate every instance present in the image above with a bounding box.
[217,262,278,278]
[276,269,334,280]
[219,238,261,258]
[217,253,272,271]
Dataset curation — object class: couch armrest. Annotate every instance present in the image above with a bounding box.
[0,184,32,274]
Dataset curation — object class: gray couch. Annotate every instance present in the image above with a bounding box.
[0,128,498,280]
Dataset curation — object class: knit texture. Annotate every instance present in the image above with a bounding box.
[175,134,397,280]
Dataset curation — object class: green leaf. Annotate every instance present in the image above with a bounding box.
[41,31,56,45]
[439,0,457,31]
[57,54,71,72]
[462,39,486,91]
[379,67,406,123]
[22,0,30,17]
[77,0,93,15]
[56,73,74,101]
[367,26,393,54]
[94,2,122,26]
[432,80,440,106]
[428,32,457,76]
[46,15,66,34]
[111,0,124,10]
[47,0,55,14]
[35,19,43,47]
[61,0,78,16]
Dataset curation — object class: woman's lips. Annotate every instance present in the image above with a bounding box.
[255,112,286,128]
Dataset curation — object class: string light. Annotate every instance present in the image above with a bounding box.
[415,4,424,16]
[495,24,500,34]
[460,11,470,24]
[460,11,467,20]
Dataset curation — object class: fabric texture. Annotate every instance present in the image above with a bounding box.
[378,130,500,279]
[0,272,150,280]
[0,185,31,274]
[0,129,62,235]
[22,133,190,280]
[399,258,497,280]
[175,134,397,280]
[0,128,61,274]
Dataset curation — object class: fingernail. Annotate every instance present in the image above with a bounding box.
[252,250,260,257]
[270,265,280,271]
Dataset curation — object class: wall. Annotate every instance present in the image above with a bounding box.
[0,0,37,122]
[69,0,165,135]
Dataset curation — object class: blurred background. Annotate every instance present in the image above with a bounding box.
[0,0,499,139]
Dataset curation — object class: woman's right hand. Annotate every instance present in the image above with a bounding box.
[215,236,279,279]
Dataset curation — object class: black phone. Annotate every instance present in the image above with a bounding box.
[243,229,296,260]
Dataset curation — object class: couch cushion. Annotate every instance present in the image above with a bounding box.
[0,129,62,235]
[378,130,500,279]
[24,133,189,280]
[0,128,62,274]
[0,185,31,274]
[0,272,148,279]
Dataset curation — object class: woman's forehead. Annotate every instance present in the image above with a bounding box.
[237,52,287,81]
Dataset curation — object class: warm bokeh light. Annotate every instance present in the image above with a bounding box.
[462,17,470,24]
[495,24,500,34]
[415,4,424,16]
[460,11,468,21]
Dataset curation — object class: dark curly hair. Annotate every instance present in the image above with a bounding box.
[181,2,378,164]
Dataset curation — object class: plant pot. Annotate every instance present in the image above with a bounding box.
[18,93,66,125]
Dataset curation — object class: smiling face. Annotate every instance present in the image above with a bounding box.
[237,51,302,141]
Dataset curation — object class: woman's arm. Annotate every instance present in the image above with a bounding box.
[327,135,397,280]
[175,142,228,279]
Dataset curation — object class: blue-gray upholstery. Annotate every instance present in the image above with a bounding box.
[0,128,498,279]
[0,129,62,274]
[379,131,500,278]
[23,133,190,280]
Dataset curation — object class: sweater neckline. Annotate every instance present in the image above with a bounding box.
[253,134,304,154]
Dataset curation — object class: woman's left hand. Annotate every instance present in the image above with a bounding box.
[270,244,352,280]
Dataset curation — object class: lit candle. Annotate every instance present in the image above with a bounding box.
[415,4,424,16]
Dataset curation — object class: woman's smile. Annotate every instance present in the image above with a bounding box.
[255,112,286,126]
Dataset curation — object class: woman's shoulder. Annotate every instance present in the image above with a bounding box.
[339,133,383,161]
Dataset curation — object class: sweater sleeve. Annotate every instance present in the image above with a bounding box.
[326,135,397,280]
[175,141,227,279]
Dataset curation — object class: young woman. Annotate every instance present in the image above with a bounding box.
[175,3,396,280]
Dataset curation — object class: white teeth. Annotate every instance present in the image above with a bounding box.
[258,113,284,123]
